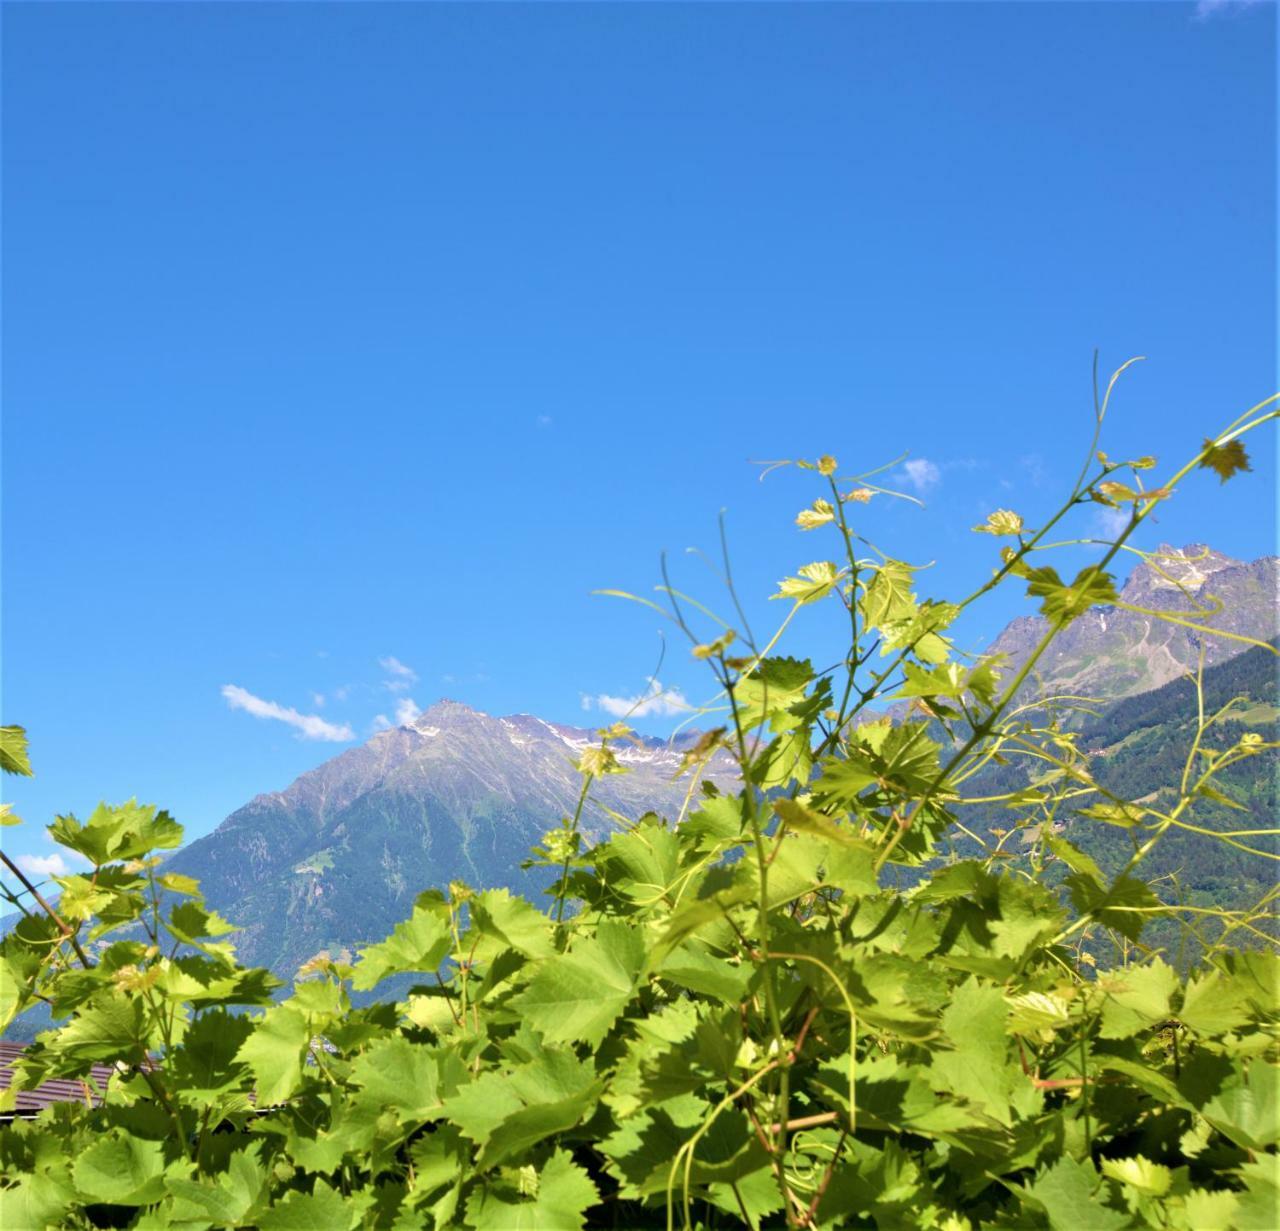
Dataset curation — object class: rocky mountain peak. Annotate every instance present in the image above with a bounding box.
[414,698,484,724]
[1122,544,1241,598]
[988,543,1275,704]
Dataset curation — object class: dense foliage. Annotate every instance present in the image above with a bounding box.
[1,370,1277,1229]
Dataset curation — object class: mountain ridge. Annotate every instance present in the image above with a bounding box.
[165,702,737,973]
[986,543,1277,701]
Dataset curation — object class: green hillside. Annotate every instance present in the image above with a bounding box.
[955,642,1278,956]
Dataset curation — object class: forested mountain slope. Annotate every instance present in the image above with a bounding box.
[1077,641,1278,909]
[958,641,1278,932]
[164,703,736,974]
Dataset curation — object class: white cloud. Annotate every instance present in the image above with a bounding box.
[379,656,417,682]
[394,697,422,726]
[15,852,70,878]
[221,685,355,742]
[1194,0,1260,19]
[372,714,393,732]
[311,692,326,708]
[1093,506,1131,540]
[586,677,691,719]
[899,458,941,493]
[379,656,418,691]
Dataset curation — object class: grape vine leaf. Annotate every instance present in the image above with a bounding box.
[465,1149,599,1231]
[1199,437,1252,482]
[0,725,33,777]
[350,906,451,991]
[508,921,645,1047]
[1024,1157,1129,1231]
[234,1004,310,1104]
[257,1180,369,1230]
[71,1132,167,1205]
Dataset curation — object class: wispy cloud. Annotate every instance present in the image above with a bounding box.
[1194,0,1261,20]
[536,414,553,428]
[898,458,941,493]
[379,655,418,693]
[584,677,691,719]
[1019,454,1048,488]
[371,697,422,732]
[222,685,355,742]
[1092,506,1130,540]
[15,852,70,878]
[379,656,417,679]
[395,697,422,725]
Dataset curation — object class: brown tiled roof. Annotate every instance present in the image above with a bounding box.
[0,1040,114,1116]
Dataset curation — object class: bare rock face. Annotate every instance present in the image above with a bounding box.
[167,705,735,975]
[986,545,1278,703]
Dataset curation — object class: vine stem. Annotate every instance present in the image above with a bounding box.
[768,951,858,1135]
[0,848,92,969]
[872,615,1068,874]
[652,532,800,1224]
[803,1128,849,1226]
[873,400,1280,876]
[666,1059,780,1231]
[722,674,796,1224]
[553,770,596,929]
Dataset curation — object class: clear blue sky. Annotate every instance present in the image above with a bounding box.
[3,2,1275,871]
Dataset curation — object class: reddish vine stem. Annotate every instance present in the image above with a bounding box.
[803,1129,850,1226]
[768,1110,839,1134]
[788,1005,820,1065]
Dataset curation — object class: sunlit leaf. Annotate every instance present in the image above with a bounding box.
[795,499,835,530]
[772,560,842,604]
[0,725,33,777]
[1199,437,1252,482]
[973,509,1024,536]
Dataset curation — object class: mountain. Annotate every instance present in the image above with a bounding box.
[988,544,1277,702]
[4,544,1270,1043]
[151,544,1280,980]
[166,703,736,975]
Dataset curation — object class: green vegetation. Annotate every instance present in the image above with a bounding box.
[294,850,336,876]
[954,640,1279,960]
[1,369,1277,1229]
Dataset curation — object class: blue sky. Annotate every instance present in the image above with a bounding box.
[3,1,1275,872]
